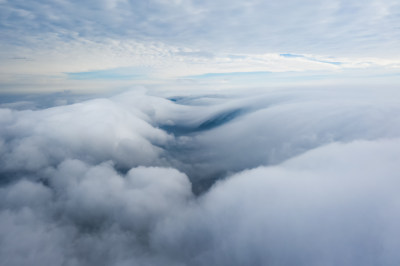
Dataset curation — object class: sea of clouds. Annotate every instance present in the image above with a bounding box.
[1,87,400,265]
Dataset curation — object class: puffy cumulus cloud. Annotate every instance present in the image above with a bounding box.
[0,161,191,266]
[153,139,400,266]
[0,208,67,266]
[2,87,400,186]
[0,92,173,176]
[50,160,192,232]
[0,87,400,265]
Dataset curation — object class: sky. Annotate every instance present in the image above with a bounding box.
[1,1,400,266]
[0,0,400,93]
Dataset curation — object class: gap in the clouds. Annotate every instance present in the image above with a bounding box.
[280,53,305,58]
[0,172,20,186]
[158,95,256,194]
[0,169,51,189]
[191,174,227,195]
[67,67,147,81]
[185,71,271,80]
[160,108,245,136]
[167,95,229,105]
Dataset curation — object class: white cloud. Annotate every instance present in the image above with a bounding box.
[0,92,173,173]
[153,138,400,265]
[0,0,400,262]
[1,87,400,265]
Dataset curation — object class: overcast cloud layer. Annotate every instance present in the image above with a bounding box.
[1,87,400,265]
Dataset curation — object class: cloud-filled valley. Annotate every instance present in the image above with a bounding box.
[1,87,400,265]
[1,0,400,264]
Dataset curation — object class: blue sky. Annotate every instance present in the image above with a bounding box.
[0,0,399,93]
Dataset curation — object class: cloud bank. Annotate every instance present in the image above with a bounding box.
[1,87,400,265]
